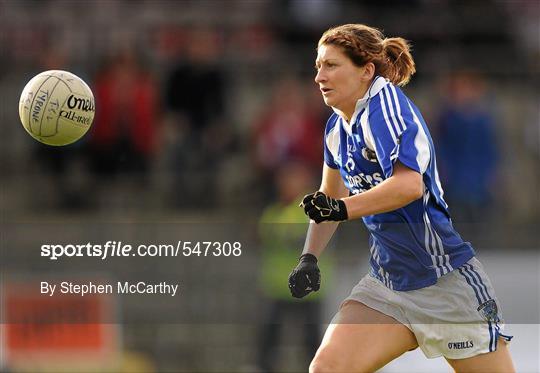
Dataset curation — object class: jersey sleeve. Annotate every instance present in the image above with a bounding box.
[366,85,431,178]
[323,113,340,169]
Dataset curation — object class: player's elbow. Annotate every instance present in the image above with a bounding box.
[395,173,423,204]
[403,176,424,202]
[411,184,424,202]
[393,162,423,203]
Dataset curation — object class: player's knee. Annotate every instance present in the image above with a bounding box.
[309,350,342,373]
[310,348,380,373]
[309,359,336,373]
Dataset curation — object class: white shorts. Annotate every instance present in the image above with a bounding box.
[342,257,512,359]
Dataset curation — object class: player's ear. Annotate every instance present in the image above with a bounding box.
[361,62,375,82]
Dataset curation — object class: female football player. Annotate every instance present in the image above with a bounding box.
[288,24,515,372]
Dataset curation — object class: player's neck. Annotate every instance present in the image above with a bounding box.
[337,84,370,123]
[333,107,351,122]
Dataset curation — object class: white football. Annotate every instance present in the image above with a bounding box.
[19,70,95,146]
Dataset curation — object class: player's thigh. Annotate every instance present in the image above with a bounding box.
[446,337,515,373]
[310,301,418,373]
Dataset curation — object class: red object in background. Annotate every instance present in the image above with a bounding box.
[91,51,158,156]
[253,79,323,173]
[1,281,119,367]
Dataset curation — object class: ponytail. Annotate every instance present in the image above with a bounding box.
[381,37,416,86]
[318,24,417,86]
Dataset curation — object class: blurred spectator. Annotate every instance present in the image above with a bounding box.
[164,28,225,132]
[252,78,323,202]
[89,48,159,183]
[435,70,500,224]
[163,28,236,207]
[257,162,330,372]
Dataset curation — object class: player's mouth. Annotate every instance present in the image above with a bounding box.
[320,87,333,95]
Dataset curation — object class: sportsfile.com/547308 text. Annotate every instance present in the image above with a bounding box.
[41,241,243,260]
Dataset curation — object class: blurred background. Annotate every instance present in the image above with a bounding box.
[0,0,538,372]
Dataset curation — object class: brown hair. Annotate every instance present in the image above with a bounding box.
[318,24,416,86]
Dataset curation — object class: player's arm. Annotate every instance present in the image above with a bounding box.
[288,165,347,299]
[302,161,422,223]
[342,161,423,219]
[301,165,348,258]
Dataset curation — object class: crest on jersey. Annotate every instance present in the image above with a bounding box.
[345,156,356,172]
[477,299,499,323]
[361,147,378,163]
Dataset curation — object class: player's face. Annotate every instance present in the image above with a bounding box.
[315,44,367,119]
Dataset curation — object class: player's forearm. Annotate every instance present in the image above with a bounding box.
[301,220,339,259]
[342,173,423,219]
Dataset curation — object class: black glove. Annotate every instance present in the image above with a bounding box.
[288,253,321,298]
[300,191,348,223]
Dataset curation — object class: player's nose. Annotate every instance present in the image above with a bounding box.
[314,69,326,84]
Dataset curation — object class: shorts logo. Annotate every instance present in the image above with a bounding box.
[448,340,474,350]
[477,299,499,323]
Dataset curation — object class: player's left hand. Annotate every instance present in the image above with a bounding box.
[300,191,348,223]
[288,253,320,298]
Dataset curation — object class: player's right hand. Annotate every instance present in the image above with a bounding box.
[288,253,321,298]
[300,191,348,223]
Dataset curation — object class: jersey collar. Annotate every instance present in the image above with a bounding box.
[335,76,389,134]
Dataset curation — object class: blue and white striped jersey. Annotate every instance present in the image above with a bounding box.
[324,76,475,291]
